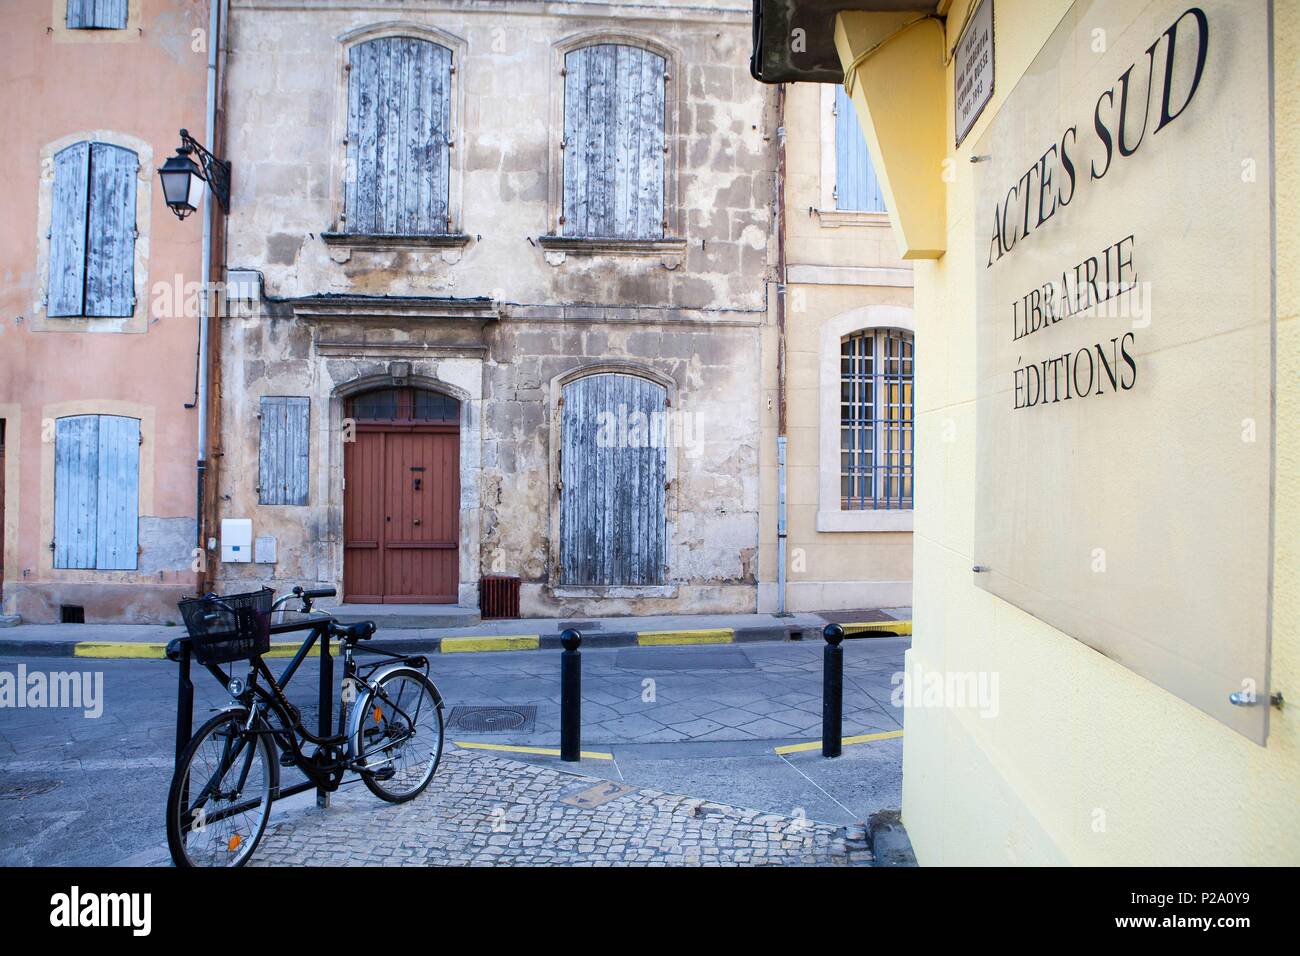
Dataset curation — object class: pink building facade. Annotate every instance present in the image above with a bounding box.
[0,0,215,623]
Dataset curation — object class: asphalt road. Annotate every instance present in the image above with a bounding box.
[0,637,907,866]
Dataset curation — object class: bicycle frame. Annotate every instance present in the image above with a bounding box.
[167,608,431,816]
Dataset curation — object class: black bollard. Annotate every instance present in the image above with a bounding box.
[171,639,194,766]
[560,628,582,762]
[317,621,333,808]
[822,624,844,758]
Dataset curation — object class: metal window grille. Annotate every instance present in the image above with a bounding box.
[841,329,914,510]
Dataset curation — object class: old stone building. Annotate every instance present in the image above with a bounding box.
[211,0,776,616]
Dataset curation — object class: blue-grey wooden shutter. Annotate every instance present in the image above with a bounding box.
[346,36,452,236]
[54,415,140,569]
[259,397,310,505]
[54,416,99,569]
[562,44,665,239]
[67,0,128,29]
[95,415,140,569]
[560,374,667,585]
[48,143,90,318]
[835,86,886,212]
[85,143,137,317]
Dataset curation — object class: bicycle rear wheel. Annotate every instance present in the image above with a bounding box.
[166,708,274,867]
[357,669,444,803]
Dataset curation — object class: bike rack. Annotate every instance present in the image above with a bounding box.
[166,615,338,809]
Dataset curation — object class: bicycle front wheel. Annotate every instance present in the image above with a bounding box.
[357,669,444,803]
[165,708,274,867]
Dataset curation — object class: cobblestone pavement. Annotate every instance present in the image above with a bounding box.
[251,748,871,866]
[0,638,904,864]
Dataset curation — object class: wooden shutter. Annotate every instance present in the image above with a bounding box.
[54,415,140,570]
[562,44,665,239]
[834,86,886,212]
[67,0,128,30]
[95,415,140,569]
[560,374,667,586]
[54,416,99,569]
[259,397,310,505]
[48,143,90,317]
[85,143,137,317]
[346,36,452,236]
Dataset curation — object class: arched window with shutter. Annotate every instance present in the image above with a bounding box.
[559,373,667,585]
[345,35,453,236]
[561,42,666,239]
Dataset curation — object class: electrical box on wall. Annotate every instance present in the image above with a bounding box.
[255,535,277,564]
[221,518,252,563]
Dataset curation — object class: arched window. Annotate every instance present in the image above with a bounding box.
[344,36,453,236]
[48,141,138,317]
[561,43,666,239]
[559,372,667,585]
[841,329,913,510]
[346,387,459,422]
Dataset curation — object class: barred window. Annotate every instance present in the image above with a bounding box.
[841,329,914,510]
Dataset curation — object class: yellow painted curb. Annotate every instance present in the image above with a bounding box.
[74,642,169,659]
[441,635,540,654]
[72,639,337,660]
[637,628,734,646]
[842,620,912,637]
[774,729,903,755]
[454,741,614,761]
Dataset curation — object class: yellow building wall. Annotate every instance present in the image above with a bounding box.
[838,0,1299,864]
[758,82,915,612]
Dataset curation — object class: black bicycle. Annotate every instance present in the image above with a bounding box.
[164,586,445,867]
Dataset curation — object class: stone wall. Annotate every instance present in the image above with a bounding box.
[214,1,774,615]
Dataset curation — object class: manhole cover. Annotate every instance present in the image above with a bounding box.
[0,779,61,800]
[448,705,537,734]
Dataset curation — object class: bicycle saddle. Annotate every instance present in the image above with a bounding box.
[333,620,376,642]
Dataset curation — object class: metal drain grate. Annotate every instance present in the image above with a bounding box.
[448,705,537,734]
[0,779,61,800]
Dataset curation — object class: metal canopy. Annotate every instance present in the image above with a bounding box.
[750,0,933,84]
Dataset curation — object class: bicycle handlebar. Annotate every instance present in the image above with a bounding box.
[292,586,337,599]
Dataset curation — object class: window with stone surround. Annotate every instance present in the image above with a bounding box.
[66,0,127,29]
[47,141,137,318]
[817,86,889,226]
[840,329,913,510]
[560,42,667,240]
[818,307,915,533]
[342,35,454,237]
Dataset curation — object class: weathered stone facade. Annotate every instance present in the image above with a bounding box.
[214,0,774,615]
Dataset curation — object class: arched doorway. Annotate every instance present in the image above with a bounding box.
[343,387,460,603]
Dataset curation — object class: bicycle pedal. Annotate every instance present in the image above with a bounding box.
[279,752,296,767]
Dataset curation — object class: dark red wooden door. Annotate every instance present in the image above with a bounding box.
[344,421,459,604]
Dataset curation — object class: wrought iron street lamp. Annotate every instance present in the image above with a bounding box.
[158,128,230,220]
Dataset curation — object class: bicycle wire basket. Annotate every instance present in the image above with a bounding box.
[178,588,275,665]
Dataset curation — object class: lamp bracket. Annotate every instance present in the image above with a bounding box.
[179,128,231,213]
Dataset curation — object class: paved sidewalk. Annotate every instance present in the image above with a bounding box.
[251,747,871,866]
[0,607,911,657]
